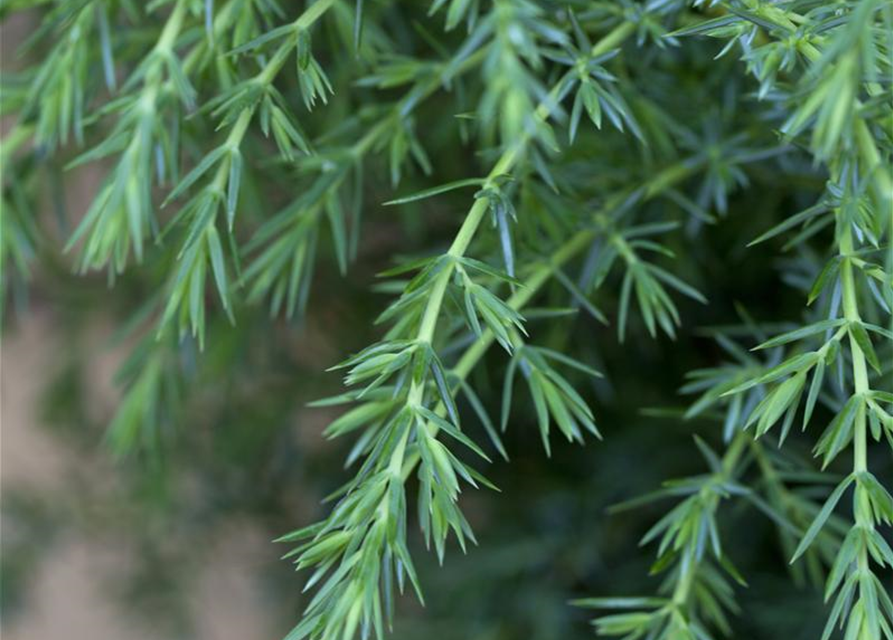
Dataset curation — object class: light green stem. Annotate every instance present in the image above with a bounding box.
[190,0,339,231]
[839,228,869,473]
[670,433,748,607]
[399,160,700,481]
[394,18,638,465]
[838,226,875,602]
[155,0,188,55]
[138,0,190,106]
[737,0,892,210]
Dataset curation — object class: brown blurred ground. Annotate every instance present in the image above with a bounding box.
[2,303,282,640]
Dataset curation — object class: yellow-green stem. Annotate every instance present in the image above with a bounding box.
[671,433,748,607]
[737,0,892,212]
[404,19,637,409]
[410,22,635,380]
[155,0,188,55]
[139,0,190,107]
[839,211,873,596]
[839,228,869,473]
[399,160,700,482]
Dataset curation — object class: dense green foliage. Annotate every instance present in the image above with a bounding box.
[2,1,891,639]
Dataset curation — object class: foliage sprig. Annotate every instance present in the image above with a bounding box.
[2,1,890,639]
